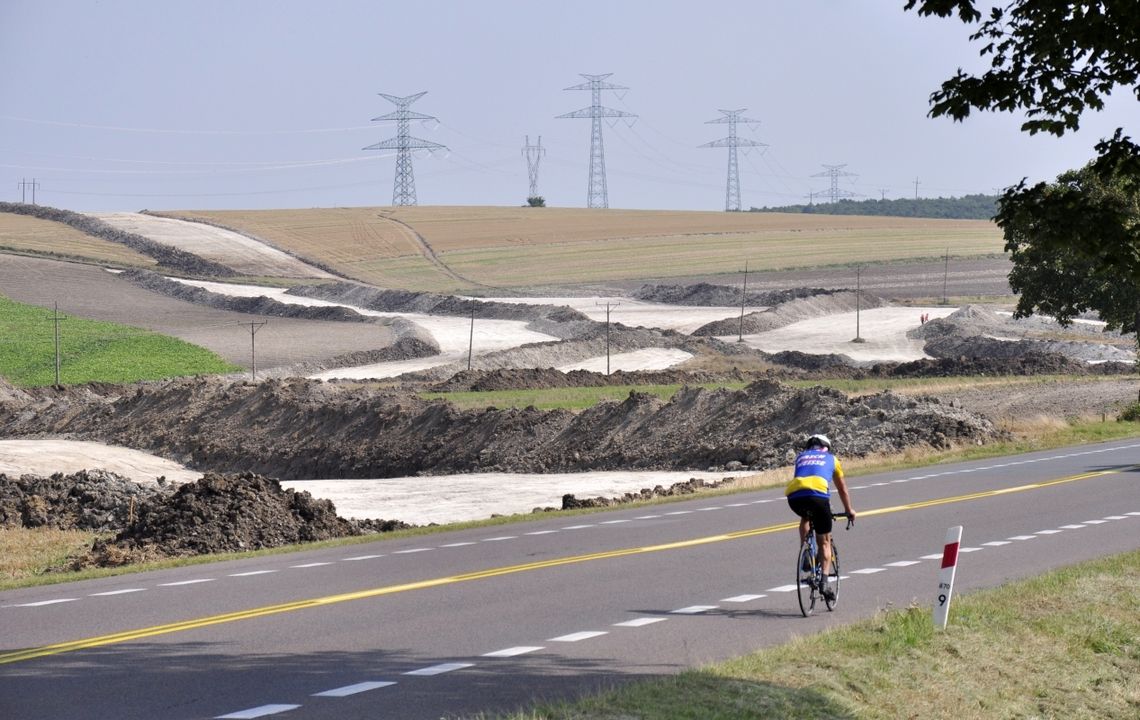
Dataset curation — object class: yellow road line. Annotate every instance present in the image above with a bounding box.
[0,465,1126,665]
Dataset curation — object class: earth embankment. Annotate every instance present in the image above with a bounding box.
[0,376,1002,480]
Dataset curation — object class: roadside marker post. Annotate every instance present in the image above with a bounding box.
[934,525,962,630]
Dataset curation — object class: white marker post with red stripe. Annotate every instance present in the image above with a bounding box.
[934,525,962,630]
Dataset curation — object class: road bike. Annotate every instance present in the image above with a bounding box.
[796,512,854,617]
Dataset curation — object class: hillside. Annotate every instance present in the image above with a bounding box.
[150,206,1004,292]
[751,194,999,220]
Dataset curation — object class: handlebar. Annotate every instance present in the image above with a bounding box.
[832,512,855,530]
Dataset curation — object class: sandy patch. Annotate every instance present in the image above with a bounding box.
[730,306,956,363]
[283,470,750,525]
[0,439,201,485]
[557,348,694,373]
[479,296,766,334]
[94,213,334,279]
[0,439,747,526]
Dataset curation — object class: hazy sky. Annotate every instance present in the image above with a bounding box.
[2,0,1137,213]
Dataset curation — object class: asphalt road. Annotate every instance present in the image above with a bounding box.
[2,438,1139,720]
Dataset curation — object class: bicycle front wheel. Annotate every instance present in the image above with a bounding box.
[825,542,840,611]
[796,540,816,617]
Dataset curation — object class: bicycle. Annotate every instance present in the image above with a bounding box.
[796,512,854,617]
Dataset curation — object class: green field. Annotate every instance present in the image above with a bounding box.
[0,295,241,386]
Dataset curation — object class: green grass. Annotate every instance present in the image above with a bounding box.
[494,550,1140,719]
[0,295,241,386]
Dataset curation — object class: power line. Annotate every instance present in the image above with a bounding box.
[699,109,767,212]
[363,92,448,206]
[557,73,637,209]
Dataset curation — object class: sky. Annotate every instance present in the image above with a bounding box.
[2,0,1137,213]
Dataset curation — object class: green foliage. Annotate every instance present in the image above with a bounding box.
[905,1,1139,167]
[0,295,240,386]
[525,196,546,207]
[750,194,998,220]
[999,150,1140,337]
[1118,402,1140,422]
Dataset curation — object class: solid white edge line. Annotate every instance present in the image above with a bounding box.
[311,681,396,697]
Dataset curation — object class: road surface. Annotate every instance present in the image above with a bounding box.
[2,439,1138,719]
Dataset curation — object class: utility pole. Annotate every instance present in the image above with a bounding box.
[19,178,39,205]
[468,299,476,371]
[363,92,447,206]
[597,301,620,375]
[914,176,921,199]
[247,321,267,381]
[852,267,866,344]
[738,260,749,342]
[557,73,637,209]
[700,109,767,212]
[522,135,546,200]
[942,248,950,305]
[52,302,63,385]
[812,164,858,204]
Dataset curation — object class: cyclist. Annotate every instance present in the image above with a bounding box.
[786,433,855,601]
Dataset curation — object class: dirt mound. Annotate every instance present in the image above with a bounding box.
[289,282,591,326]
[83,473,374,564]
[868,354,1135,378]
[692,291,889,336]
[432,367,748,392]
[923,334,1135,364]
[632,283,834,307]
[0,376,1004,480]
[0,470,169,533]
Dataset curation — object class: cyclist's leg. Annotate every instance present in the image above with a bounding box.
[787,496,813,545]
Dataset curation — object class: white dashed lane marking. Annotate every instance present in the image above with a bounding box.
[342,554,384,560]
[291,562,332,568]
[722,594,766,602]
[215,704,300,719]
[671,605,717,614]
[548,631,608,642]
[89,588,146,596]
[392,548,432,554]
[1008,535,1037,541]
[884,561,920,567]
[311,681,396,697]
[11,598,78,607]
[159,579,214,586]
[481,536,517,542]
[849,568,886,575]
[614,617,667,627]
[482,646,544,658]
[403,663,473,676]
[230,570,277,577]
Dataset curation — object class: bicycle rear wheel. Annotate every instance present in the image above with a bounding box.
[796,540,817,617]
[824,542,840,611]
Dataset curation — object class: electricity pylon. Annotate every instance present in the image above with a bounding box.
[556,73,636,209]
[700,109,767,212]
[363,92,447,206]
[812,163,858,204]
[522,135,545,199]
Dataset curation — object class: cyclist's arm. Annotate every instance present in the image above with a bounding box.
[833,463,856,521]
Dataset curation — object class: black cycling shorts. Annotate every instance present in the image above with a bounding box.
[787,495,834,534]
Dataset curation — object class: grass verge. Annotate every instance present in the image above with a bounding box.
[492,549,1140,719]
[0,294,241,386]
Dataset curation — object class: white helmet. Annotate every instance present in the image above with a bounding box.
[807,433,832,450]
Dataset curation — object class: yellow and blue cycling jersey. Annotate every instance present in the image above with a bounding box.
[785,449,843,499]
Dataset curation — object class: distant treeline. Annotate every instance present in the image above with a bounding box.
[749,194,999,220]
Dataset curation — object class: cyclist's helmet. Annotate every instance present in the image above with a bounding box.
[806,433,832,450]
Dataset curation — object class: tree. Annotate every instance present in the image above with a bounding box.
[999,159,1140,341]
[904,2,1139,150]
[907,1,1140,344]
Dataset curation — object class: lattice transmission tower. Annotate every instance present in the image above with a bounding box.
[811,163,858,204]
[699,109,767,212]
[522,135,546,199]
[363,92,447,206]
[556,73,637,209]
